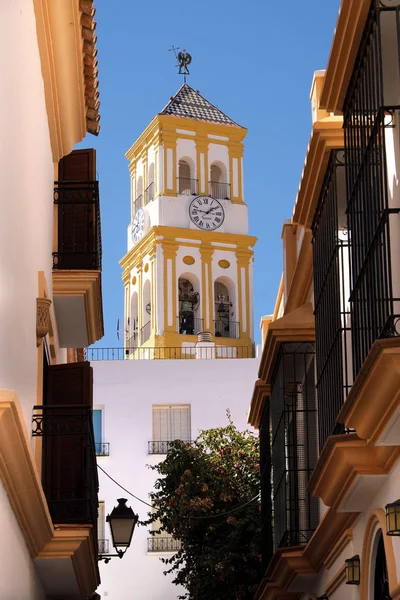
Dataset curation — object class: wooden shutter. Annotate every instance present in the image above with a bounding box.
[98,501,105,539]
[46,361,93,407]
[170,406,191,442]
[58,149,96,181]
[93,409,102,444]
[152,407,170,441]
[57,149,97,269]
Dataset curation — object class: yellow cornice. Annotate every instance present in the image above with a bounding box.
[52,270,104,345]
[0,392,100,596]
[247,379,270,429]
[33,0,88,162]
[258,303,315,383]
[292,117,344,228]
[284,229,313,314]
[320,0,371,113]
[272,275,284,321]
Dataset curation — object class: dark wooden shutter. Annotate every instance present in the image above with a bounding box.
[56,149,97,269]
[46,361,93,407]
[58,148,96,181]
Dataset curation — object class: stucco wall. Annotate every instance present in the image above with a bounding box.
[93,357,260,600]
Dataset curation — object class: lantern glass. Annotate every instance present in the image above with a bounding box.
[107,498,138,551]
[386,500,400,535]
[345,555,360,585]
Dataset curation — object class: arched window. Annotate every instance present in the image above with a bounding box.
[178,275,201,335]
[141,280,151,344]
[146,164,155,204]
[374,532,391,599]
[209,163,230,200]
[130,292,138,348]
[178,159,197,195]
[135,175,143,213]
[214,278,238,339]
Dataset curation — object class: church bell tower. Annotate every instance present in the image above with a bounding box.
[121,84,257,358]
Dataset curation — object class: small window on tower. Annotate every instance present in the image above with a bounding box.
[149,405,191,454]
[93,408,109,456]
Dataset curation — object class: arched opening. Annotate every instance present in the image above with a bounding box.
[178,274,201,335]
[373,531,391,599]
[146,164,155,204]
[209,162,229,200]
[130,292,138,348]
[178,159,197,195]
[214,278,238,339]
[141,280,151,344]
[135,175,143,213]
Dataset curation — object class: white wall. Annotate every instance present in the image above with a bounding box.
[0,0,55,431]
[93,357,260,600]
[0,481,46,600]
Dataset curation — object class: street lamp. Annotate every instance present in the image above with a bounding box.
[385,499,400,535]
[98,498,138,564]
[317,595,329,600]
[345,555,360,585]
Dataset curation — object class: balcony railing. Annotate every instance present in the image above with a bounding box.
[148,537,181,552]
[95,442,110,457]
[177,316,204,335]
[98,539,109,553]
[214,319,239,339]
[209,181,230,200]
[178,177,198,196]
[141,321,151,344]
[53,181,102,270]
[148,440,191,455]
[87,345,255,361]
[270,343,319,550]
[145,183,154,205]
[32,405,98,534]
[134,194,143,214]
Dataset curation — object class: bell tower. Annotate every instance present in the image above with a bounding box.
[121,84,257,358]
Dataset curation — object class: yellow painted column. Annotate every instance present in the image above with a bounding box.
[163,132,177,196]
[149,246,157,332]
[162,241,179,333]
[122,269,130,345]
[196,137,209,195]
[129,163,136,220]
[136,259,143,343]
[200,244,214,332]
[229,141,244,204]
[236,247,253,341]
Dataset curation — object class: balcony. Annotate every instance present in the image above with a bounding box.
[178,177,198,196]
[88,345,256,360]
[145,183,154,205]
[148,440,191,454]
[177,315,204,336]
[134,193,143,214]
[147,537,181,552]
[214,318,239,339]
[52,181,103,347]
[32,404,99,531]
[209,180,230,200]
[95,442,110,456]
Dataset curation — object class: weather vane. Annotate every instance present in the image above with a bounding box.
[169,46,192,83]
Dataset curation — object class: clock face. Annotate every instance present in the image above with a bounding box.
[188,196,225,231]
[131,208,145,244]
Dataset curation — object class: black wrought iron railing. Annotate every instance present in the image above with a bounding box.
[53,181,102,270]
[270,343,319,550]
[312,150,353,451]
[128,332,138,349]
[98,539,109,553]
[147,537,181,552]
[148,440,191,455]
[145,183,154,205]
[32,405,99,536]
[177,316,204,335]
[87,345,255,361]
[95,442,110,457]
[178,177,198,196]
[209,181,230,200]
[134,194,143,214]
[214,319,239,339]
[344,1,400,377]
[141,321,151,344]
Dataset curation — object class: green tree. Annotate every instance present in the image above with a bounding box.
[145,414,262,600]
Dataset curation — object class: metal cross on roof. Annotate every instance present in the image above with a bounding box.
[169,46,192,83]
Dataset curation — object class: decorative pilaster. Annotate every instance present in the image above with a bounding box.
[236,247,253,338]
[229,142,244,204]
[200,244,214,331]
[196,137,209,195]
[148,246,157,332]
[162,241,179,331]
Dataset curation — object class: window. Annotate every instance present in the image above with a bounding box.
[93,409,109,456]
[98,501,109,553]
[150,405,191,454]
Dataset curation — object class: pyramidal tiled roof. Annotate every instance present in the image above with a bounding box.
[159,84,243,127]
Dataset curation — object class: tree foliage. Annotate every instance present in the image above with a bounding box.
[145,414,262,600]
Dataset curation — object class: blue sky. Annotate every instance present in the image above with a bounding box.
[81,0,341,347]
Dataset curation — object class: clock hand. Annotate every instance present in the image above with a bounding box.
[205,206,218,215]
